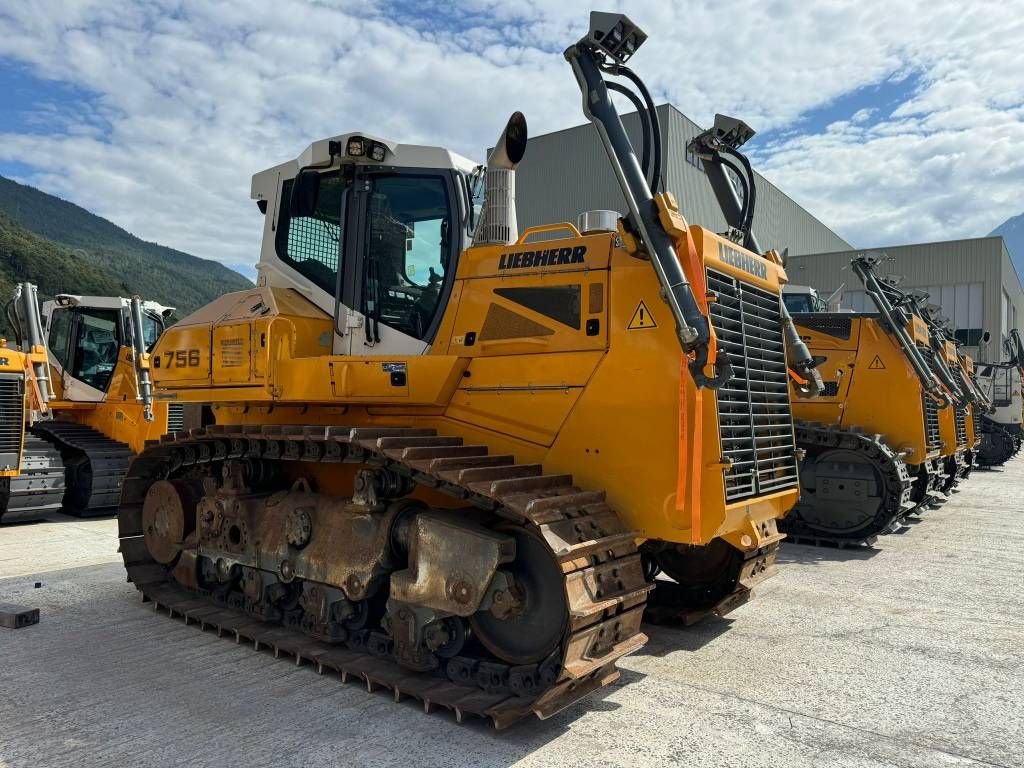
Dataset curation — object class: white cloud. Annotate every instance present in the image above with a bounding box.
[0,0,1022,269]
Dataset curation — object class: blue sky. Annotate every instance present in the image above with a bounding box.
[0,1,1022,277]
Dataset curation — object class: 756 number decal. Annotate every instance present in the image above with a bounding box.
[154,349,201,368]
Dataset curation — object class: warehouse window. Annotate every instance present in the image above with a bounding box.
[843,282,985,342]
[684,146,703,171]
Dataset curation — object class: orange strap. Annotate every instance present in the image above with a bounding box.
[676,227,709,542]
[24,356,47,418]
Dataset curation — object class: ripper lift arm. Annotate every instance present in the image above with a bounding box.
[687,115,823,397]
[850,255,953,408]
[564,13,732,389]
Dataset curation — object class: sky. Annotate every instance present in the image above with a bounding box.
[1,0,1023,278]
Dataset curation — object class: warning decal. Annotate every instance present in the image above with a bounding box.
[868,355,886,370]
[628,300,658,330]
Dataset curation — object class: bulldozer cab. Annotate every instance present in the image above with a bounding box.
[42,296,171,402]
[252,137,475,357]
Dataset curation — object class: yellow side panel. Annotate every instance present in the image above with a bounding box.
[212,323,253,385]
[446,272,608,357]
[273,356,466,405]
[444,352,602,446]
[153,325,212,387]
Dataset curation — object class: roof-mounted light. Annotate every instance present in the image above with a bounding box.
[346,136,388,161]
[584,12,647,64]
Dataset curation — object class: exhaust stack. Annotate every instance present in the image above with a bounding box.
[472,111,528,246]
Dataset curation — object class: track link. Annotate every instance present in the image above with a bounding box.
[781,422,915,548]
[0,435,66,524]
[34,421,134,515]
[119,424,653,728]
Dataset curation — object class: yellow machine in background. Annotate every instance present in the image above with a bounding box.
[116,13,823,726]
[0,313,65,523]
[0,283,185,522]
[781,255,971,546]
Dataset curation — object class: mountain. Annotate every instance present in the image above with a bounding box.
[0,175,252,326]
[990,212,1024,276]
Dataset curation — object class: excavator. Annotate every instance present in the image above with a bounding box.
[0,282,186,523]
[115,12,822,726]
[780,254,976,546]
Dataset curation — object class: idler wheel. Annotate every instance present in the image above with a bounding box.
[470,529,567,665]
[142,479,202,564]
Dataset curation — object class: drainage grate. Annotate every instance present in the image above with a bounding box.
[706,269,799,503]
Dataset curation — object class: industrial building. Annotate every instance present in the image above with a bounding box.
[787,237,1024,363]
[515,105,1024,364]
[514,104,850,257]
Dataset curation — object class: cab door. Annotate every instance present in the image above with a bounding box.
[343,169,462,356]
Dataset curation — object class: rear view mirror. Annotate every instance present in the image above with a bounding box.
[290,169,321,218]
[982,330,992,344]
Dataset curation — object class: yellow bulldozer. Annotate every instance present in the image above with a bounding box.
[781,255,982,546]
[0,282,184,523]
[116,12,823,726]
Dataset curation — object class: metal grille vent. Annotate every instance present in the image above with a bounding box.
[923,396,942,451]
[707,269,799,503]
[167,403,186,434]
[954,407,968,448]
[0,373,25,458]
[793,314,852,340]
[822,381,840,397]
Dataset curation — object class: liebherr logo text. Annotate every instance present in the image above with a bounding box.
[718,243,767,280]
[498,245,587,270]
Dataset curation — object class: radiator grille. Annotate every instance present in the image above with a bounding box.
[923,395,942,451]
[167,403,185,434]
[0,373,25,458]
[707,269,799,503]
[954,407,968,448]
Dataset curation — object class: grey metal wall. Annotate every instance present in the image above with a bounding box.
[787,237,1024,362]
[514,104,851,256]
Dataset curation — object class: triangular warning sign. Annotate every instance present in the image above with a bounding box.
[869,355,886,370]
[628,300,657,330]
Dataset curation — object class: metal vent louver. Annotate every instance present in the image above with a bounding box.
[167,403,186,434]
[954,407,968,448]
[0,373,25,467]
[706,269,799,502]
[923,395,942,451]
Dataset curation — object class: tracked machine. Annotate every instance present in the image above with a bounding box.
[974,329,1023,466]
[0,286,65,522]
[116,13,822,726]
[0,283,183,522]
[780,255,971,547]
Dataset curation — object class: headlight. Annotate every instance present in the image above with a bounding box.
[347,139,365,156]
[370,143,386,161]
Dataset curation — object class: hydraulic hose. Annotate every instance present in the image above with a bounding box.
[606,81,652,185]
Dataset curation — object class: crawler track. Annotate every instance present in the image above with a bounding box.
[781,422,915,548]
[34,421,133,515]
[119,424,658,727]
[0,436,66,524]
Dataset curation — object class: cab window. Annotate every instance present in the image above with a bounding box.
[70,309,121,392]
[141,313,163,352]
[364,174,451,340]
[275,172,347,295]
[47,308,73,369]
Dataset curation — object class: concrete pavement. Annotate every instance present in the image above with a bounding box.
[1,460,1021,768]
